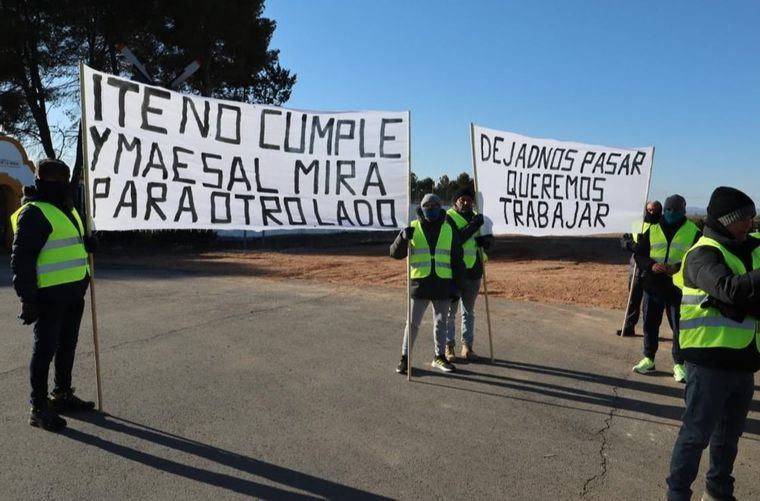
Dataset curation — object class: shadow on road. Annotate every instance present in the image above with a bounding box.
[62,413,389,500]
[412,358,760,437]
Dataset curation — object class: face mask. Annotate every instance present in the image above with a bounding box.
[663,210,684,225]
[422,207,441,221]
[644,212,661,223]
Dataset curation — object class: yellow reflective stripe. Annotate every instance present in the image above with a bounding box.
[410,248,430,255]
[42,236,84,251]
[681,317,756,331]
[680,294,708,305]
[37,258,89,274]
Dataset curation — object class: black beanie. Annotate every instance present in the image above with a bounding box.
[36,158,70,180]
[452,186,475,205]
[707,187,756,226]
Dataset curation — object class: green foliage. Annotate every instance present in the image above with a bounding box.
[0,0,295,160]
[409,171,474,203]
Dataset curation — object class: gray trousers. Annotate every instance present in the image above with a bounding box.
[401,298,450,357]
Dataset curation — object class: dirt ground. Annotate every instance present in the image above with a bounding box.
[101,235,631,310]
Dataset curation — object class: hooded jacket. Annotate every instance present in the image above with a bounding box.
[11,185,90,303]
[679,224,760,372]
[390,208,465,300]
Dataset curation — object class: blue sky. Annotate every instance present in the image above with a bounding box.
[264,1,760,209]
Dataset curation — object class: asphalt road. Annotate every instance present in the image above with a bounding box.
[0,261,757,500]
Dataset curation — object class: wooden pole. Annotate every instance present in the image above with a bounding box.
[406,111,413,381]
[469,123,494,362]
[78,62,103,410]
[618,147,655,339]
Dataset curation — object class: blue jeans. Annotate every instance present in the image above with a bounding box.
[642,291,682,364]
[666,363,755,500]
[446,277,481,346]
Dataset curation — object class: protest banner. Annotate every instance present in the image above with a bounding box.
[471,124,653,236]
[80,65,409,231]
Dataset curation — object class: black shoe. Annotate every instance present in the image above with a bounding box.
[396,355,408,375]
[50,388,95,413]
[616,329,635,337]
[29,406,67,432]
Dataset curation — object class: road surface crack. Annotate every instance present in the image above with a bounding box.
[581,383,620,496]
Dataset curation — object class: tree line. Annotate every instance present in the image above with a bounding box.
[410,171,475,205]
[0,0,295,161]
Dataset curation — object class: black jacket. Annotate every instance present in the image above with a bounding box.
[634,217,701,303]
[390,209,465,300]
[11,186,90,303]
[679,225,760,372]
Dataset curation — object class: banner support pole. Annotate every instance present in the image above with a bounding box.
[406,111,413,381]
[469,123,494,363]
[618,147,655,339]
[78,62,104,411]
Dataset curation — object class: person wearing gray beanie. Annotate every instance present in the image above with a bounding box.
[389,193,466,375]
[632,194,701,382]
[666,186,760,500]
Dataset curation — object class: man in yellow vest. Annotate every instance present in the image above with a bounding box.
[444,187,490,361]
[617,200,662,336]
[390,193,465,374]
[632,194,701,382]
[666,187,760,501]
[10,159,96,432]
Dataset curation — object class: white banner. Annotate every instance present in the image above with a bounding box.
[80,65,409,231]
[472,125,653,236]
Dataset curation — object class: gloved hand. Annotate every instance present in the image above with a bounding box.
[472,214,485,227]
[402,226,414,240]
[619,233,633,251]
[84,235,99,253]
[18,300,39,325]
[475,235,493,250]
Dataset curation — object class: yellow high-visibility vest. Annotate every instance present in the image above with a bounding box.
[631,221,651,244]
[446,208,488,269]
[648,220,700,264]
[409,219,454,279]
[674,236,760,351]
[11,202,89,288]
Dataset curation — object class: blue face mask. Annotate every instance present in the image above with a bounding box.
[663,210,684,225]
[422,207,441,221]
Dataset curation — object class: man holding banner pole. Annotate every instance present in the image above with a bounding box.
[10,159,97,432]
[444,186,491,362]
[391,193,465,374]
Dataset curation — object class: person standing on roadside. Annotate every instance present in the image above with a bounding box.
[666,187,760,501]
[444,187,491,361]
[617,200,662,336]
[10,159,97,432]
[632,194,701,382]
[390,193,465,374]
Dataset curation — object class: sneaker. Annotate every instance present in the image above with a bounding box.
[431,356,455,373]
[50,388,95,413]
[444,342,457,363]
[632,357,655,374]
[461,343,478,361]
[673,364,687,383]
[29,405,67,432]
[396,355,408,375]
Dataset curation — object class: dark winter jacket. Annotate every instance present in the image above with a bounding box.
[634,217,701,303]
[390,209,465,300]
[11,186,90,303]
[679,225,760,372]
[445,210,492,280]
